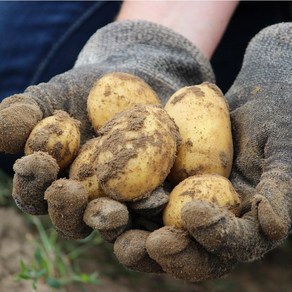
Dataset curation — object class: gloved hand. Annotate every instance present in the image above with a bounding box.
[182,22,292,258]
[0,21,214,241]
[115,23,292,281]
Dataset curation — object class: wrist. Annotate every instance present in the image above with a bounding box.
[117,0,238,59]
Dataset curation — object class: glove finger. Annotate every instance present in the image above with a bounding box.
[12,152,59,215]
[0,94,42,153]
[250,100,292,241]
[114,229,164,274]
[83,197,131,243]
[44,178,92,240]
[128,186,169,217]
[182,199,280,262]
[252,169,291,241]
[229,95,291,242]
[146,226,236,282]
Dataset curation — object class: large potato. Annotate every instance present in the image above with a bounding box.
[163,174,241,228]
[69,137,105,201]
[94,104,180,202]
[25,110,80,170]
[165,82,233,185]
[87,72,160,131]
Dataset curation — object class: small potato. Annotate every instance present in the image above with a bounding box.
[87,72,160,131]
[25,110,80,170]
[165,82,233,185]
[163,174,241,228]
[69,137,105,201]
[94,104,180,202]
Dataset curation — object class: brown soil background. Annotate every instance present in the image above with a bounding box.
[1,206,292,292]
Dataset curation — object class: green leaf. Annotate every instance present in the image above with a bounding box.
[34,268,46,278]
[34,248,43,265]
[15,272,32,281]
[46,277,62,289]
[72,273,100,285]
[19,259,27,271]
[81,273,90,282]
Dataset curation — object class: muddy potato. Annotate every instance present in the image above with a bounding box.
[25,110,80,170]
[69,137,105,201]
[87,72,160,131]
[163,174,241,228]
[94,104,180,202]
[165,82,233,185]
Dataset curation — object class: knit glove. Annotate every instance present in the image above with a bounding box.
[135,23,292,281]
[0,21,214,241]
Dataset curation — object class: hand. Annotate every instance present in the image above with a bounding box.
[117,23,291,281]
[181,22,292,259]
[0,20,214,240]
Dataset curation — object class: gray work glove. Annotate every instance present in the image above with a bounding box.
[0,21,216,246]
[129,22,291,281]
[0,20,213,153]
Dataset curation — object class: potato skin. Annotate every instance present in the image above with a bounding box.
[163,174,241,228]
[69,137,105,201]
[25,110,80,170]
[94,104,180,202]
[165,82,233,185]
[87,72,160,131]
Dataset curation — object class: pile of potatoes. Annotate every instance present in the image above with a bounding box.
[12,72,241,241]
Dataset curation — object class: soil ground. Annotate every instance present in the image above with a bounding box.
[1,206,292,292]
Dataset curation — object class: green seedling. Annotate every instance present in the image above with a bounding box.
[15,216,101,291]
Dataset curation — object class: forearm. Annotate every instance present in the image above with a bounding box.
[117,0,239,59]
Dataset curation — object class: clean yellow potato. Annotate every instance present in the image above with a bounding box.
[87,72,160,131]
[163,174,241,228]
[94,104,180,202]
[25,110,80,170]
[69,137,106,201]
[165,82,233,185]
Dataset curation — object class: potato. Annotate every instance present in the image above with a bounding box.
[69,137,105,201]
[94,104,180,202]
[87,72,160,131]
[163,174,241,228]
[165,82,233,185]
[25,110,81,170]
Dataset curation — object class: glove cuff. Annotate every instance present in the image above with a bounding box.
[75,20,215,103]
[227,23,292,109]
